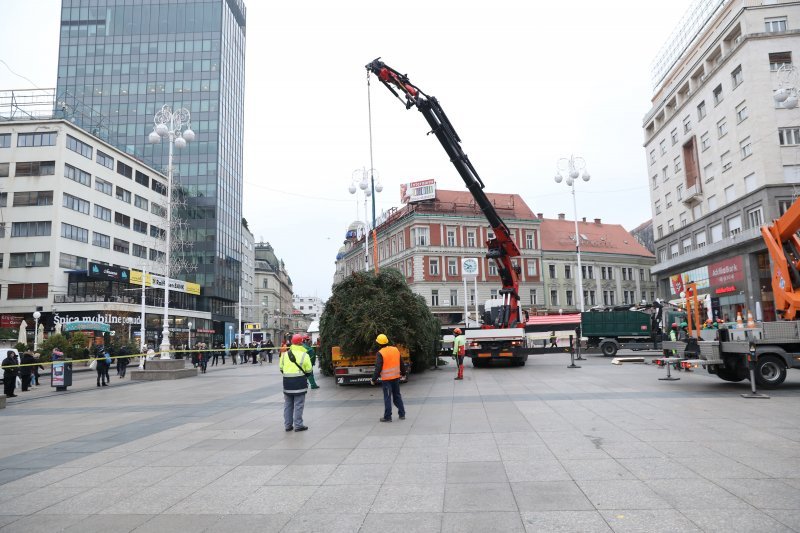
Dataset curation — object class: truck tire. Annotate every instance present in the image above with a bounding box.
[715,369,745,383]
[600,341,618,357]
[755,355,787,389]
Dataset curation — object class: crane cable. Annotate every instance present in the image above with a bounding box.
[367,71,379,274]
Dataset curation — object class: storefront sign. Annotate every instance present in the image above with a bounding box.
[244,323,262,330]
[130,270,201,295]
[0,315,24,328]
[709,257,744,286]
[400,179,436,204]
[55,313,140,327]
[715,285,738,295]
[197,328,215,334]
[63,321,112,332]
[88,262,129,282]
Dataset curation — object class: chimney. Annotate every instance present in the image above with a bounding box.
[594,218,602,225]
[537,213,543,219]
[558,213,565,220]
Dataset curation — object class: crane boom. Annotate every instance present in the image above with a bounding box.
[763,196,800,319]
[366,58,522,327]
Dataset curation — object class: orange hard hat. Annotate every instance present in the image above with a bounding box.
[453,328,462,334]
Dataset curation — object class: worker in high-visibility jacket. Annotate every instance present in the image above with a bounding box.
[452,328,467,380]
[370,334,406,422]
[279,333,313,432]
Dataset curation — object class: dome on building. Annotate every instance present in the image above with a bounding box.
[335,245,347,261]
[345,221,365,240]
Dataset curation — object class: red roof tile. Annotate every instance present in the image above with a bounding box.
[540,217,654,258]
[413,189,536,219]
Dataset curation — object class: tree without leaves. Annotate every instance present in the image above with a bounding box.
[318,269,440,375]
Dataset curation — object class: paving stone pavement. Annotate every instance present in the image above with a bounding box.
[0,352,799,532]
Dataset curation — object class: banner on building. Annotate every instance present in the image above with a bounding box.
[130,270,201,295]
[400,179,436,204]
[88,262,130,282]
[244,323,262,330]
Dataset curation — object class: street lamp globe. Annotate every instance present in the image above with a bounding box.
[582,173,591,182]
[554,174,563,184]
[33,311,41,320]
[174,136,187,149]
[774,88,789,103]
[182,128,196,142]
[784,95,798,109]
[155,123,169,137]
[348,184,356,194]
[148,131,161,144]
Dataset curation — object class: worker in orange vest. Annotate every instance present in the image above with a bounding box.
[370,333,406,422]
[452,328,467,380]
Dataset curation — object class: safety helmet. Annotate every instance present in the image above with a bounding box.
[376,333,389,345]
[291,333,304,345]
[680,322,688,328]
[671,323,678,329]
[453,328,462,334]
[303,334,311,342]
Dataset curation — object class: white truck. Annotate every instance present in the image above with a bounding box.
[465,327,530,367]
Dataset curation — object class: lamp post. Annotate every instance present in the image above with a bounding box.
[349,168,382,272]
[147,104,195,359]
[125,317,133,343]
[774,64,799,109]
[554,155,591,312]
[33,311,41,350]
[188,321,193,350]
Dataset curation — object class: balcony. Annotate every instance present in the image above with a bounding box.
[652,225,760,274]
[681,184,703,206]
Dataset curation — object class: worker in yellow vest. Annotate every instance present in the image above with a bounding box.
[370,334,406,422]
[452,328,467,380]
[279,333,312,432]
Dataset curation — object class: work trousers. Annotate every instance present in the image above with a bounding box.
[283,392,306,429]
[381,379,405,420]
[20,373,32,391]
[3,376,15,396]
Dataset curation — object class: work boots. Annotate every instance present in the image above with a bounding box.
[454,365,464,380]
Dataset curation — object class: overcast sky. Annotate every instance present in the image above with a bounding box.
[0,0,694,300]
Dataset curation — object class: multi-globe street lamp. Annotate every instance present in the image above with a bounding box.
[147,105,194,358]
[554,155,591,312]
[349,168,382,272]
[33,311,41,350]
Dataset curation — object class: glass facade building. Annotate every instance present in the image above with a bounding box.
[56,0,246,334]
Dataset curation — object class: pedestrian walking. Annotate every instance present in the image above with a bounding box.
[20,351,35,391]
[3,350,19,397]
[197,344,208,373]
[452,328,466,381]
[370,334,406,422]
[279,333,312,432]
[95,344,110,387]
[302,335,320,389]
[265,339,275,364]
[251,342,259,364]
[117,345,131,379]
[549,331,558,348]
[231,341,239,365]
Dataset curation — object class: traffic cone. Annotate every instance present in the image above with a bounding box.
[736,312,744,328]
[746,310,755,328]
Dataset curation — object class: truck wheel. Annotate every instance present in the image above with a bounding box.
[472,359,484,368]
[755,355,787,389]
[600,342,617,357]
[715,369,744,383]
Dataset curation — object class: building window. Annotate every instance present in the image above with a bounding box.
[713,84,723,105]
[135,171,150,188]
[680,212,687,227]
[717,118,728,138]
[429,257,439,276]
[527,260,537,276]
[708,194,718,211]
[94,204,111,222]
[63,192,90,214]
[696,230,707,248]
[674,156,681,173]
[710,223,723,243]
[431,289,439,306]
[697,101,707,120]
[526,233,534,249]
[530,289,537,305]
[549,264,556,279]
[704,162,714,183]
[649,149,656,164]
[640,268,646,281]
[550,290,559,306]
[724,184,735,203]
[693,204,702,220]
[603,291,615,306]
[584,290,596,307]
[683,115,691,133]
[9,252,50,268]
[61,222,88,243]
[731,65,743,88]
[665,192,672,209]
[779,127,800,146]
[682,236,692,253]
[489,261,498,276]
[658,248,666,262]
[655,199,661,215]
[566,290,573,306]
[17,160,56,177]
[652,175,657,189]
[113,212,130,229]
[582,265,593,280]
[467,231,476,247]
[662,166,668,182]
[736,102,748,123]
[671,128,678,145]
[151,203,166,218]
[449,289,458,307]
[447,229,456,247]
[601,266,614,280]
[677,184,684,201]
[149,249,165,262]
[66,135,93,159]
[747,206,763,228]
[564,265,571,279]
[13,190,53,206]
[113,238,130,254]
[668,219,675,233]
[95,177,112,195]
[11,221,51,237]
[97,150,114,169]
[740,137,752,159]
[659,139,666,155]
[117,161,133,179]
[765,17,787,32]
[721,151,732,172]
[17,131,56,147]
[670,242,679,257]
[700,132,710,151]
[412,227,429,246]
[64,163,90,185]
[0,163,8,177]
[59,252,87,270]
[657,225,663,238]
[151,180,167,196]
[0,192,5,207]
[0,133,10,148]
[447,258,457,276]
[728,214,742,236]
[134,195,149,211]
[769,51,792,71]
[133,219,148,234]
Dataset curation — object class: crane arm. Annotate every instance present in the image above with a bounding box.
[763,196,800,319]
[366,58,522,327]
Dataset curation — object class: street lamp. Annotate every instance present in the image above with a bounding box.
[554,155,591,312]
[125,317,133,343]
[188,321,193,349]
[33,311,41,350]
[147,104,195,359]
[774,65,799,109]
[349,167,383,272]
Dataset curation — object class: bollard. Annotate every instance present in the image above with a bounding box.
[658,358,680,381]
[741,344,769,399]
[567,334,581,369]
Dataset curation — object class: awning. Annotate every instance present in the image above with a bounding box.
[524,314,581,332]
[63,321,111,333]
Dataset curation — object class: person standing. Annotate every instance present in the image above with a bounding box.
[279,333,312,432]
[95,344,109,387]
[32,353,44,386]
[549,331,558,348]
[302,335,320,389]
[370,334,406,422]
[265,338,275,364]
[117,345,131,379]
[2,350,18,397]
[452,328,467,381]
[20,351,35,391]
